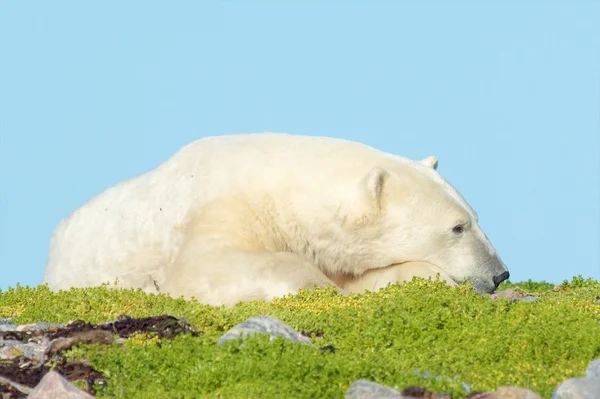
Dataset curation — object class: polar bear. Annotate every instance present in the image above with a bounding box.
[333,261,459,294]
[43,133,510,307]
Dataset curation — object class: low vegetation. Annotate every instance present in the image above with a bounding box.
[1,276,599,398]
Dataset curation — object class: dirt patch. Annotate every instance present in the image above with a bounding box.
[0,314,200,397]
[48,314,200,341]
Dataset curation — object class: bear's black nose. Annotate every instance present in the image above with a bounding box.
[493,271,510,288]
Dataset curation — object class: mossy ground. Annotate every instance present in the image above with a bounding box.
[1,276,599,399]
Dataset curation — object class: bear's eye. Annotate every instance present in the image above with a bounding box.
[452,225,464,234]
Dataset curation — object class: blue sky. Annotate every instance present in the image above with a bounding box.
[1,1,599,291]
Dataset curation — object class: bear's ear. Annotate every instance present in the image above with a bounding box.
[420,155,438,170]
[361,166,389,208]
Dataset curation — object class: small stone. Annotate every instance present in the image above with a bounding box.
[217,315,313,346]
[489,386,543,399]
[551,376,600,399]
[585,358,600,379]
[0,322,18,332]
[0,340,46,360]
[16,322,64,332]
[345,380,401,398]
[345,381,453,399]
[26,371,93,399]
[0,344,23,360]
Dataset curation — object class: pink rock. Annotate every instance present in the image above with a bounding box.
[468,387,542,399]
[27,371,93,399]
[0,345,21,360]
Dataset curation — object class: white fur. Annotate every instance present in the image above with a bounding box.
[335,261,458,294]
[44,132,509,306]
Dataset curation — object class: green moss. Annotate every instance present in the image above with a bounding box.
[1,276,599,398]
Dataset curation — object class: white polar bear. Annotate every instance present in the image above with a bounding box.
[332,261,460,294]
[43,133,510,307]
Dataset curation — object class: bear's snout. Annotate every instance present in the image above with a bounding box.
[493,271,510,288]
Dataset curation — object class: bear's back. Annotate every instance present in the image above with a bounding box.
[44,133,394,290]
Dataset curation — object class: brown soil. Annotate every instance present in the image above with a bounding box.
[0,315,201,398]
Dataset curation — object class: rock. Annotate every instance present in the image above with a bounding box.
[0,314,197,397]
[551,376,600,399]
[345,380,454,399]
[0,343,23,360]
[494,387,543,399]
[549,358,600,398]
[217,315,313,346]
[585,358,600,379]
[0,320,18,332]
[468,386,543,398]
[16,322,65,332]
[0,339,47,361]
[26,371,93,399]
[345,380,401,398]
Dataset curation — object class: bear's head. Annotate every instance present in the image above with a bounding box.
[344,154,510,294]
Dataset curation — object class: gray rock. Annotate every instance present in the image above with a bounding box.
[27,371,93,399]
[345,380,401,398]
[217,315,313,346]
[0,339,47,360]
[585,358,600,379]
[16,322,64,332]
[0,321,18,332]
[551,376,600,399]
